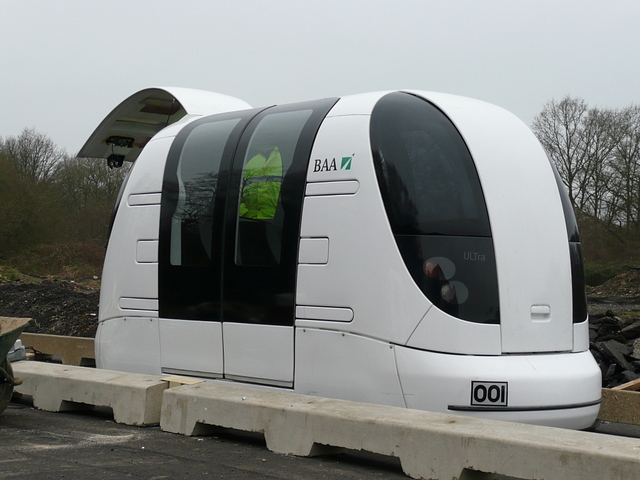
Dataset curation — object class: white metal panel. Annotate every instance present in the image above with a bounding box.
[78,87,250,162]
[159,319,223,377]
[296,306,353,322]
[298,238,329,264]
[223,323,294,385]
[406,305,502,355]
[100,203,159,320]
[94,317,161,374]
[99,137,173,323]
[136,240,158,263]
[126,136,175,194]
[573,319,590,352]
[297,114,430,344]
[395,346,601,429]
[305,180,359,196]
[324,91,388,117]
[408,91,573,353]
[151,86,250,116]
[118,298,159,311]
[128,193,161,206]
[294,328,405,407]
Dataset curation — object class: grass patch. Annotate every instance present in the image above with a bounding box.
[0,265,21,283]
[5,242,105,279]
[584,263,627,287]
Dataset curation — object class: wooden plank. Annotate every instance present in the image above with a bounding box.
[598,388,640,425]
[20,333,94,366]
[612,377,640,391]
[162,375,205,388]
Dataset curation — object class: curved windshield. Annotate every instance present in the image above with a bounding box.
[370,92,499,324]
[371,92,490,237]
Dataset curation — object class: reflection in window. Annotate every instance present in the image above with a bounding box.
[371,92,490,237]
[171,119,240,265]
[235,109,312,266]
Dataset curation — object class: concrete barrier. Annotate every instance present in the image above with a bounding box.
[12,361,166,426]
[9,361,640,479]
[161,381,640,480]
[20,333,95,366]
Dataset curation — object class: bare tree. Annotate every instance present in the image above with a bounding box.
[610,106,640,233]
[532,96,591,210]
[532,98,625,220]
[580,107,624,223]
[55,156,130,211]
[0,149,61,255]
[0,128,66,183]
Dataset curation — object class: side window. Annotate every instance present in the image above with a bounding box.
[235,109,312,266]
[170,118,240,266]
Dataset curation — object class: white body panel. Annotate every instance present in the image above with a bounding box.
[95,317,160,374]
[79,87,251,162]
[223,324,294,386]
[98,135,170,323]
[407,306,502,355]
[159,319,223,378]
[573,319,590,352]
[409,91,572,353]
[395,346,601,429]
[294,328,405,407]
[296,113,430,345]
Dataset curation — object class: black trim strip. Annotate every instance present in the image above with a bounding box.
[448,398,601,413]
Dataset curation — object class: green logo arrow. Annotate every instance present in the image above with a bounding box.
[341,155,353,170]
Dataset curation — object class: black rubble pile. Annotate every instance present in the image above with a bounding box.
[0,280,99,338]
[590,310,640,388]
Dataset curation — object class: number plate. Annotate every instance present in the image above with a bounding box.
[471,381,508,407]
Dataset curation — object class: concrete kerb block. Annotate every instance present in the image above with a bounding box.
[160,381,640,480]
[12,361,167,426]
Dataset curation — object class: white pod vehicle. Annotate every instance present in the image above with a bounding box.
[80,87,601,429]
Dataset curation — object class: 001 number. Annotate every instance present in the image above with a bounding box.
[471,381,508,407]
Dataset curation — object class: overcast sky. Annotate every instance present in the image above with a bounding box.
[2,0,639,155]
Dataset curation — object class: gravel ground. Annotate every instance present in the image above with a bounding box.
[0,280,99,337]
[589,300,640,315]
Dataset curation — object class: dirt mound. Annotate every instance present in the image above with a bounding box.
[0,280,99,338]
[587,269,640,301]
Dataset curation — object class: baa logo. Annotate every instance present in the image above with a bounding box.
[313,154,353,172]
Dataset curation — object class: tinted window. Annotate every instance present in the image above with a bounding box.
[159,109,260,321]
[371,92,490,237]
[396,235,500,323]
[371,92,499,324]
[547,156,587,322]
[170,119,240,266]
[548,156,580,243]
[235,109,313,266]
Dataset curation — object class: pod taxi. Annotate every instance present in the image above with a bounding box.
[79,87,601,429]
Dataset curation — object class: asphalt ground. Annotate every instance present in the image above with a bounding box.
[4,395,640,480]
[0,396,406,480]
